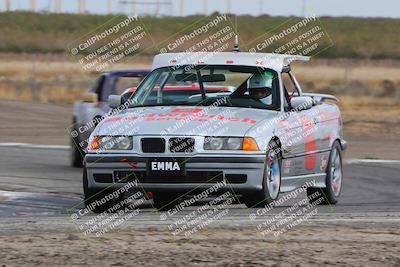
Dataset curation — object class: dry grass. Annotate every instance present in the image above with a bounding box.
[0,54,151,103]
[0,84,85,104]
[338,95,400,138]
[0,54,399,104]
[0,56,151,79]
[2,12,400,60]
[294,63,400,83]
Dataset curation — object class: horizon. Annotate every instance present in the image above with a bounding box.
[1,0,400,19]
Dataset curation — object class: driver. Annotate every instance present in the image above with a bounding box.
[248,73,272,102]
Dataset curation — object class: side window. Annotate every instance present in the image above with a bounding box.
[281,72,299,107]
[93,75,106,102]
[282,73,298,95]
[110,76,142,95]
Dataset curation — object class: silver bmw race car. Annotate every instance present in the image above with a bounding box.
[83,52,346,213]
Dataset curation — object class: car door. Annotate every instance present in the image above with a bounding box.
[280,72,320,177]
[75,74,108,143]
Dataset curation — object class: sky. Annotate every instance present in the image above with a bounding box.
[2,0,400,18]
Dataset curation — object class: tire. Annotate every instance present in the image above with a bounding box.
[83,166,122,213]
[243,140,281,208]
[152,192,182,211]
[71,118,84,168]
[307,140,343,205]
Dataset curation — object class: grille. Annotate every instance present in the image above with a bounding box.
[93,173,113,183]
[225,174,247,184]
[114,171,223,183]
[141,138,165,153]
[169,137,195,153]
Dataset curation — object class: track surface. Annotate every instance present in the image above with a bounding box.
[0,146,399,223]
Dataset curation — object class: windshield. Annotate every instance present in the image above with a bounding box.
[126,65,280,110]
[110,75,144,95]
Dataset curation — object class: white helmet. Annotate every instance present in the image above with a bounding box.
[248,73,272,100]
[248,73,271,89]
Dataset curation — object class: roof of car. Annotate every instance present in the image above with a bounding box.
[107,69,150,76]
[152,52,310,72]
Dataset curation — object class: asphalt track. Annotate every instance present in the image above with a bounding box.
[0,145,399,230]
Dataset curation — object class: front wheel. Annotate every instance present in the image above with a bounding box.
[243,140,281,208]
[70,119,84,168]
[307,140,343,205]
[71,140,84,167]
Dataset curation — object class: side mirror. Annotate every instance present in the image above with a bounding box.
[108,95,122,109]
[290,96,314,111]
[82,92,98,103]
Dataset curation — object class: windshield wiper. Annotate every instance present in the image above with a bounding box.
[128,102,199,108]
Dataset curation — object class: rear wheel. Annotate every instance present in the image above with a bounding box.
[83,166,122,213]
[243,140,281,208]
[307,140,343,205]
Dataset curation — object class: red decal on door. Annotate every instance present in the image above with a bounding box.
[302,116,316,170]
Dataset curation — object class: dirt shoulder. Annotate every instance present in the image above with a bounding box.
[0,99,399,159]
[0,224,399,266]
[0,99,72,145]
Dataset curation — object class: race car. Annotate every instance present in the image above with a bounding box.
[83,52,346,213]
[71,69,150,167]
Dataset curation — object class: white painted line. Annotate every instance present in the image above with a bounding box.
[345,159,400,164]
[0,143,69,150]
[311,218,400,223]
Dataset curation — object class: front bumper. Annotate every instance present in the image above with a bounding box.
[84,153,266,193]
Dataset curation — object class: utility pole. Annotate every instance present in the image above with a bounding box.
[55,0,61,13]
[131,1,135,15]
[108,0,112,14]
[155,0,160,17]
[179,0,183,16]
[203,0,207,15]
[301,0,306,17]
[30,0,36,12]
[5,0,11,11]
[227,0,231,14]
[78,0,86,14]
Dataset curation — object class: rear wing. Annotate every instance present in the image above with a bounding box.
[302,93,338,103]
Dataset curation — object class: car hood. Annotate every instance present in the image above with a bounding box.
[97,106,278,136]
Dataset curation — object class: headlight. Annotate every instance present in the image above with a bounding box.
[206,137,224,150]
[91,136,133,151]
[204,137,259,151]
[226,137,242,150]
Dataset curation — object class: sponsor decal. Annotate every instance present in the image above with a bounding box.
[171,108,203,114]
[278,119,289,129]
[320,154,328,172]
[283,159,291,174]
[104,108,258,125]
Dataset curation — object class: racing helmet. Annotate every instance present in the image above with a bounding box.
[248,73,272,100]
